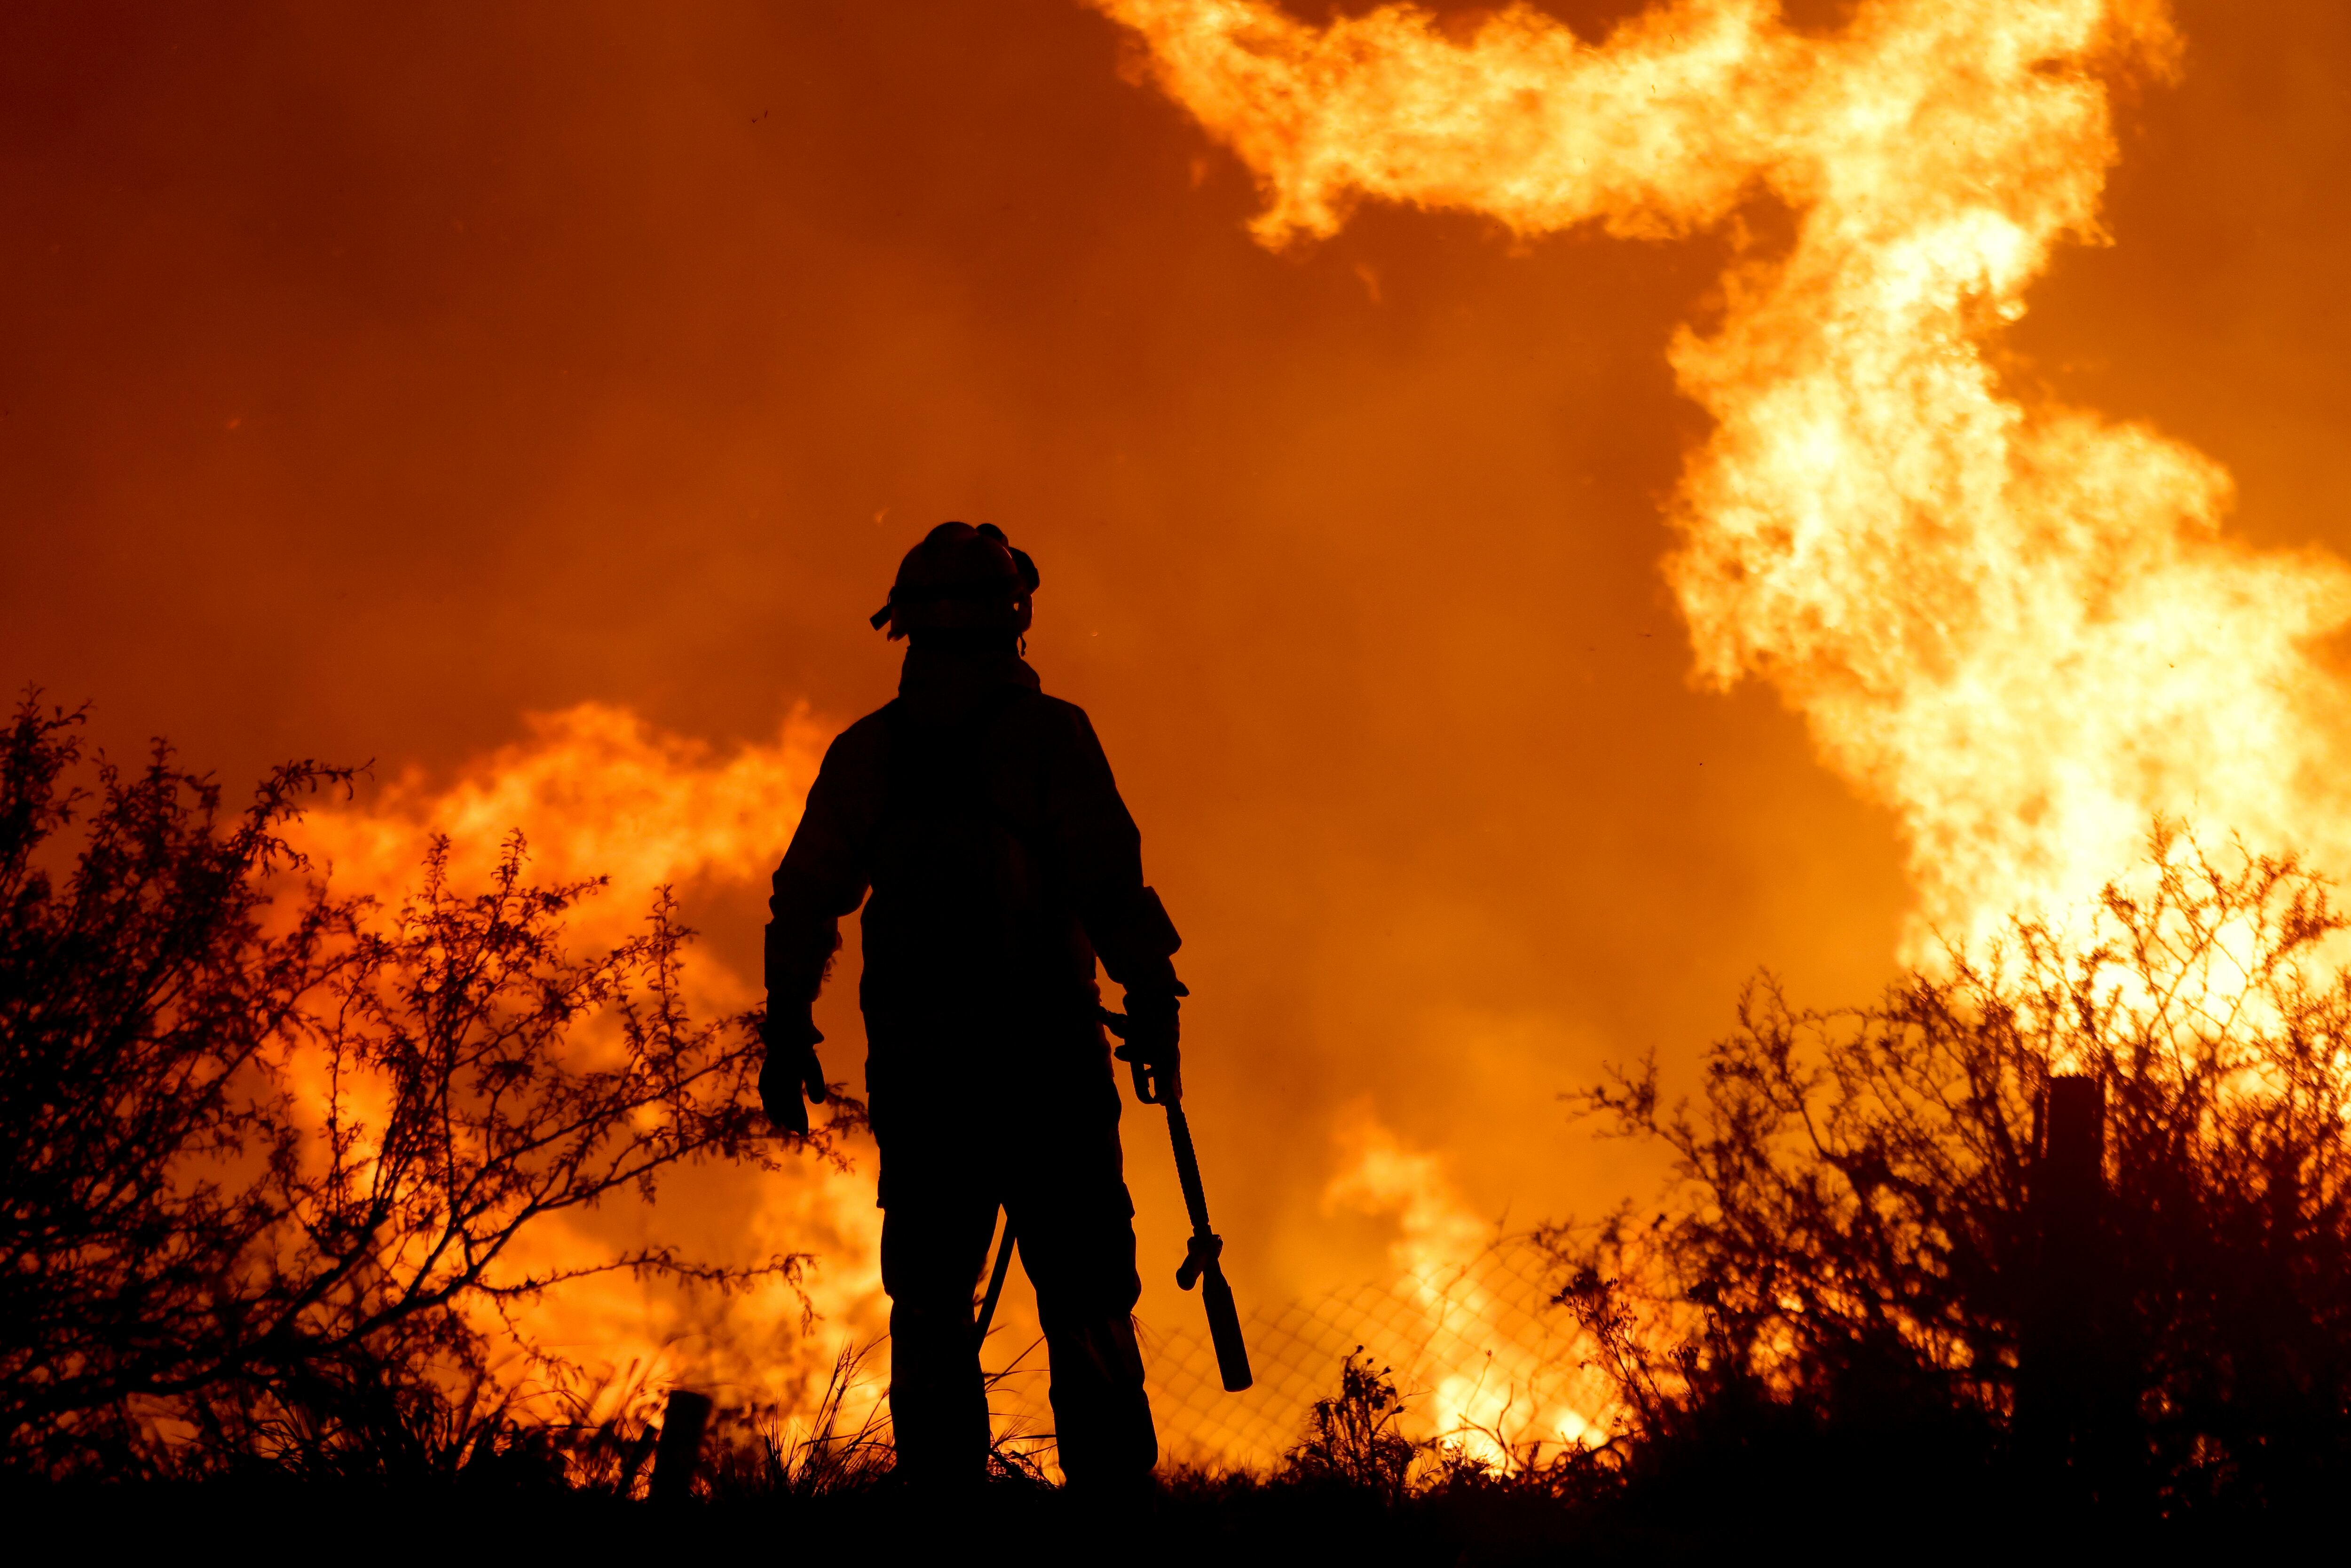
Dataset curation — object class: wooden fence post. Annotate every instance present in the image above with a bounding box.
[2019,1073,2109,1492]
[650,1389,714,1503]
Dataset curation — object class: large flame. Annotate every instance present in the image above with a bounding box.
[299,701,828,977]
[1095,0,2351,946]
[291,704,890,1418]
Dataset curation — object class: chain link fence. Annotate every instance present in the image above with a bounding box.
[981,1235,1614,1474]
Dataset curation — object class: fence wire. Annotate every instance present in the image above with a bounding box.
[981,1235,1614,1474]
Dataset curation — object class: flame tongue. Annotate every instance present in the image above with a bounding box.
[1100,0,2351,943]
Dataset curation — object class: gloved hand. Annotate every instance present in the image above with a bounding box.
[1108,993,1181,1104]
[758,1009,828,1137]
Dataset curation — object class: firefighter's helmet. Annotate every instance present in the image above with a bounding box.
[869,521,1039,639]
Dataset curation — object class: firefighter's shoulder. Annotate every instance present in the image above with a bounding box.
[814,707,892,780]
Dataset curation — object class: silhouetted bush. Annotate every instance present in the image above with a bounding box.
[0,697,860,1476]
[1551,823,2351,1519]
[1280,1350,1422,1502]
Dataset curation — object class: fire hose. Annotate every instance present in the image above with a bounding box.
[969,1009,1253,1394]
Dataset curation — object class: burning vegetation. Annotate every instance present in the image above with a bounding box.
[1551,822,2351,1517]
[16,709,2351,1533]
[0,698,860,1479]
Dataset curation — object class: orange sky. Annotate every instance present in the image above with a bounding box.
[7,0,2351,1364]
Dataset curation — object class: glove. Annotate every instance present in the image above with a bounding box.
[1108,992,1182,1104]
[758,1009,828,1137]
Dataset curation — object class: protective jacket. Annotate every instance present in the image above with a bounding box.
[765,646,1182,1107]
[765,641,1176,1487]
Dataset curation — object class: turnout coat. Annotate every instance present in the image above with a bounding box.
[765,647,1182,1127]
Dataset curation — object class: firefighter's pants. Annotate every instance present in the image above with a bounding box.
[876,1084,1157,1489]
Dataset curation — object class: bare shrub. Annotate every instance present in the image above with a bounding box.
[1549,822,2351,1513]
[1281,1349,1423,1502]
[0,695,862,1475]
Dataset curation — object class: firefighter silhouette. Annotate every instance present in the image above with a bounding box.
[762,522,1183,1489]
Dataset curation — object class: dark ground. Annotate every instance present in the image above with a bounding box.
[9,1467,2276,1565]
